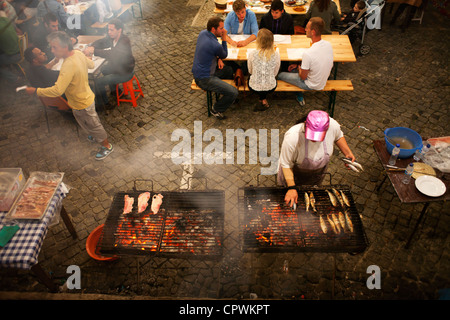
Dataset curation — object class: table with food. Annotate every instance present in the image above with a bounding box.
[220,34,356,62]
[214,0,341,15]
[373,129,450,248]
[0,170,75,291]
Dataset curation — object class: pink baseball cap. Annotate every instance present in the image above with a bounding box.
[305,110,330,141]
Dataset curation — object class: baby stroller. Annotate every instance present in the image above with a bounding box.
[339,0,386,56]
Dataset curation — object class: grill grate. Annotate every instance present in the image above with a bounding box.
[97,190,224,259]
[239,185,369,253]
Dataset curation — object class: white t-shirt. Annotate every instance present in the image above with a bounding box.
[301,39,334,90]
[279,118,344,169]
[237,21,244,34]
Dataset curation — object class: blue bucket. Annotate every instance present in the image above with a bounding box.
[384,127,423,159]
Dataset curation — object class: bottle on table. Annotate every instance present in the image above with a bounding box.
[389,144,401,166]
[413,143,431,161]
[402,163,414,185]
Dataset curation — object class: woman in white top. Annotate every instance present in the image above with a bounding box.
[247,28,281,111]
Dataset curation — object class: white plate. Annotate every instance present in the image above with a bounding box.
[415,175,446,197]
[274,35,286,42]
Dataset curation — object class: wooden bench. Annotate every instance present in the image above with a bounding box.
[191,79,354,117]
[91,3,134,28]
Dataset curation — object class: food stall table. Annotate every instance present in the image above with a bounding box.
[0,183,77,292]
[214,0,341,15]
[373,139,450,248]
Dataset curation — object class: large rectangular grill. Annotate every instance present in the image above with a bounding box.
[97,190,225,259]
[239,185,369,253]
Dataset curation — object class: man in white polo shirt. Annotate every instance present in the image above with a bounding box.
[277,17,334,106]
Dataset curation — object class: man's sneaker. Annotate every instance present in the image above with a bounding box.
[210,106,226,120]
[95,144,114,160]
[296,93,305,106]
[87,135,95,143]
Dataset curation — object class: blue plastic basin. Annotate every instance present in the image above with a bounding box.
[384,127,423,159]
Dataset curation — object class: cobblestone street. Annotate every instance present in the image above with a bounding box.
[0,0,449,301]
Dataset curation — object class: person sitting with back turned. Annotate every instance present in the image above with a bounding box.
[84,18,135,109]
[277,17,333,106]
[248,28,280,112]
[26,31,114,161]
[305,0,340,35]
[192,16,238,120]
[259,0,294,35]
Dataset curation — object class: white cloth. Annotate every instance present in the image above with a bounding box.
[248,49,281,92]
[279,118,344,169]
[301,39,334,90]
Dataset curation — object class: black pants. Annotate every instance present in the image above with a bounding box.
[248,80,277,100]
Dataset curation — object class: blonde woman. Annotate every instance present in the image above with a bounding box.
[248,28,281,111]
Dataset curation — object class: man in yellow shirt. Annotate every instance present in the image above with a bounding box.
[26,31,113,160]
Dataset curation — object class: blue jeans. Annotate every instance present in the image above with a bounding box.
[95,64,134,105]
[195,76,238,113]
[277,70,311,91]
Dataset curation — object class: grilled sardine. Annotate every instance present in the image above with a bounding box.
[326,189,338,207]
[340,190,350,207]
[304,192,310,212]
[345,211,354,233]
[320,215,328,234]
[332,188,344,207]
[332,213,341,233]
[327,215,338,234]
[309,192,317,212]
[338,211,346,231]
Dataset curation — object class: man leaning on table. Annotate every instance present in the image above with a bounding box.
[84,18,135,109]
[26,31,114,161]
[192,17,238,120]
[277,17,334,106]
[224,0,259,47]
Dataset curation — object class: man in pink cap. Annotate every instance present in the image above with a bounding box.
[277,110,356,207]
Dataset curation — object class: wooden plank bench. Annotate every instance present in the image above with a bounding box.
[91,3,134,28]
[191,79,354,117]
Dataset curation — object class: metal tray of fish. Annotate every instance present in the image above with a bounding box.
[5,172,64,221]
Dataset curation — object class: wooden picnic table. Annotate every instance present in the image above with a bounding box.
[373,139,450,248]
[214,0,341,15]
[220,34,356,62]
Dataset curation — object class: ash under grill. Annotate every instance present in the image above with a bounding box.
[239,186,369,253]
[98,190,224,259]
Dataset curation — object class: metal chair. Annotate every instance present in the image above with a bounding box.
[38,96,78,135]
[14,32,28,77]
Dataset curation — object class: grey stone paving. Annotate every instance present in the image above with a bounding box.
[0,0,449,300]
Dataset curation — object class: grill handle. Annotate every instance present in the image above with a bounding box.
[187,176,208,190]
[133,179,154,192]
[256,174,277,187]
[322,172,332,186]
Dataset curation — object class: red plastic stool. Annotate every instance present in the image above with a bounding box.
[116,75,144,107]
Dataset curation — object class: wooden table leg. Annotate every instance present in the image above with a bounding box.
[31,263,58,292]
[376,174,388,192]
[405,202,429,249]
[60,205,78,239]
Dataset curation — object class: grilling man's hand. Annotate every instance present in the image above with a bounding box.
[285,189,298,208]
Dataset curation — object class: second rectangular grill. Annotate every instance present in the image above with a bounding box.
[239,185,369,254]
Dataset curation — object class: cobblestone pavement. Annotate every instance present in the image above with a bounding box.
[0,0,449,300]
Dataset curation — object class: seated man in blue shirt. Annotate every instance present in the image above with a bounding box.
[192,17,238,120]
[224,0,259,47]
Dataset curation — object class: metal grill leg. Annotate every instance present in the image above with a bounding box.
[328,91,337,117]
[206,91,212,117]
